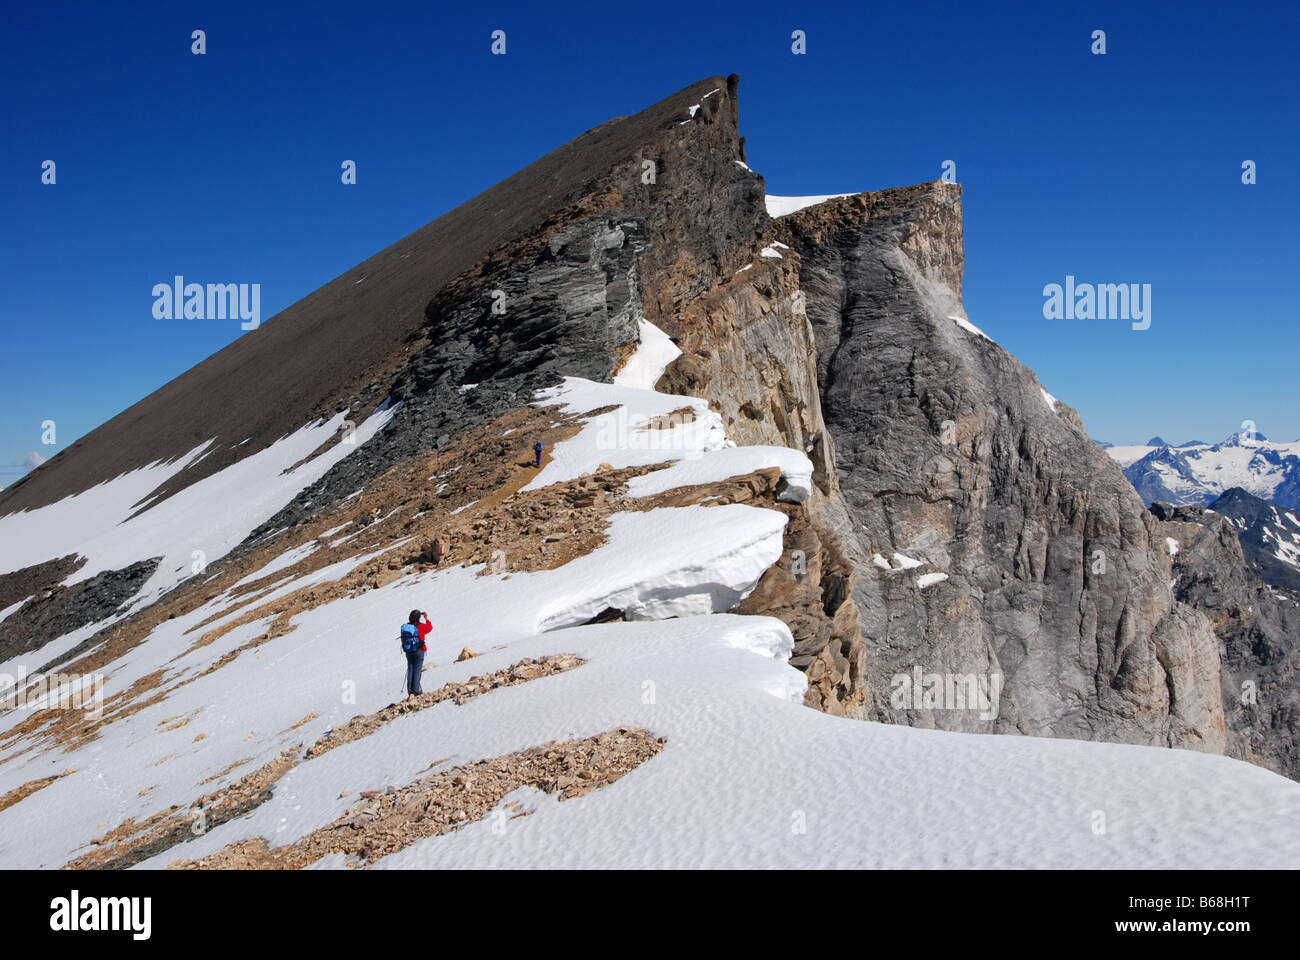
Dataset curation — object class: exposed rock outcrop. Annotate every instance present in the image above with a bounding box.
[1151,501,1300,778]
[656,252,835,494]
[774,183,1227,752]
[0,557,160,664]
[0,553,85,613]
[1201,488,1300,594]
[735,506,864,715]
[250,213,651,538]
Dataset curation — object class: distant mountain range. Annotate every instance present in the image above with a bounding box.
[1199,487,1300,594]
[1105,431,1300,510]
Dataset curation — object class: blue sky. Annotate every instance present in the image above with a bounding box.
[2,0,1296,484]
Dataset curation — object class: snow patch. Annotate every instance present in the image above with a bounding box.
[523,378,727,492]
[948,314,991,341]
[533,506,786,630]
[765,194,856,218]
[612,320,681,391]
[229,541,320,590]
[0,403,399,611]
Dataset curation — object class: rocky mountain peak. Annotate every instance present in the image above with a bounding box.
[2,76,1298,873]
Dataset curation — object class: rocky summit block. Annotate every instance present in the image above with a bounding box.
[768,183,1227,752]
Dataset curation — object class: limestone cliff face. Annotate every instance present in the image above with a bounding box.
[656,254,833,492]
[767,183,1226,752]
[1152,502,1300,779]
[615,80,833,489]
[577,86,1236,744]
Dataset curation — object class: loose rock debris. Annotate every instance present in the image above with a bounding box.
[174,726,665,870]
[304,654,585,760]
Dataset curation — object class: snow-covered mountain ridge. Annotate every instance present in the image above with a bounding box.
[1108,431,1300,509]
[2,75,1299,869]
[1200,487,1300,594]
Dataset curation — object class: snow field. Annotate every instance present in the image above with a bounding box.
[0,403,400,609]
[612,319,682,392]
[0,490,793,868]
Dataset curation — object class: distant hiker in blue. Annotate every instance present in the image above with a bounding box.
[400,610,432,697]
[534,441,543,468]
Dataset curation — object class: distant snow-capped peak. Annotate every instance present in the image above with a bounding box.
[1105,430,1300,509]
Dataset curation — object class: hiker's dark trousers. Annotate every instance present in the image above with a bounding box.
[405,651,424,695]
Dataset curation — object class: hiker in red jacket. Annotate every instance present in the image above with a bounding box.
[403,609,433,696]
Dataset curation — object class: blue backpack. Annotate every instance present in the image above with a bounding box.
[400,622,421,654]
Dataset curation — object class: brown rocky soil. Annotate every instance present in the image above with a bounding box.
[172,726,664,870]
[0,768,72,814]
[304,654,584,760]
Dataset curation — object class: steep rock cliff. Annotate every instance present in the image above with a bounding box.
[1152,502,1300,778]
[768,185,1227,752]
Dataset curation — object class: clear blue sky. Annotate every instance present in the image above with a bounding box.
[2,0,1297,484]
